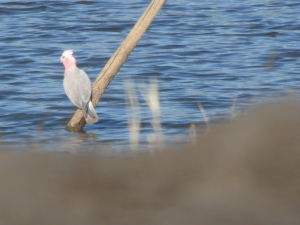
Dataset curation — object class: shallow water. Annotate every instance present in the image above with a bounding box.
[1,0,300,153]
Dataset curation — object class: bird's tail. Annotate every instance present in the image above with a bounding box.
[82,100,98,125]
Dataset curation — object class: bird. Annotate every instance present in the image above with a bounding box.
[60,50,98,125]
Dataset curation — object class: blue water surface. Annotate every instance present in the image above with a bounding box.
[0,0,300,153]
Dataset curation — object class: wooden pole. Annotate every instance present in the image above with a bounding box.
[66,0,167,131]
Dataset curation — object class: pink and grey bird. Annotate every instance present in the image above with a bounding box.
[60,50,98,125]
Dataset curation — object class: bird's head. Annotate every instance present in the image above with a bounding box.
[61,50,76,71]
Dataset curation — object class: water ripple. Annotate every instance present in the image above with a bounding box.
[0,0,300,152]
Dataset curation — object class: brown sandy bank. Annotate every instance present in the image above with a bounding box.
[1,100,300,225]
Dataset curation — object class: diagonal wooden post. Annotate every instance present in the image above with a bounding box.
[66,0,167,131]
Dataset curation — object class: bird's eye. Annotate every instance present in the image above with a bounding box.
[62,56,65,59]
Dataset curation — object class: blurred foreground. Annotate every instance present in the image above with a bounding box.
[1,99,300,224]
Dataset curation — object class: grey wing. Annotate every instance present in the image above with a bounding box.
[63,68,92,109]
[77,69,92,103]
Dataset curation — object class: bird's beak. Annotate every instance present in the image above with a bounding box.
[60,56,63,62]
